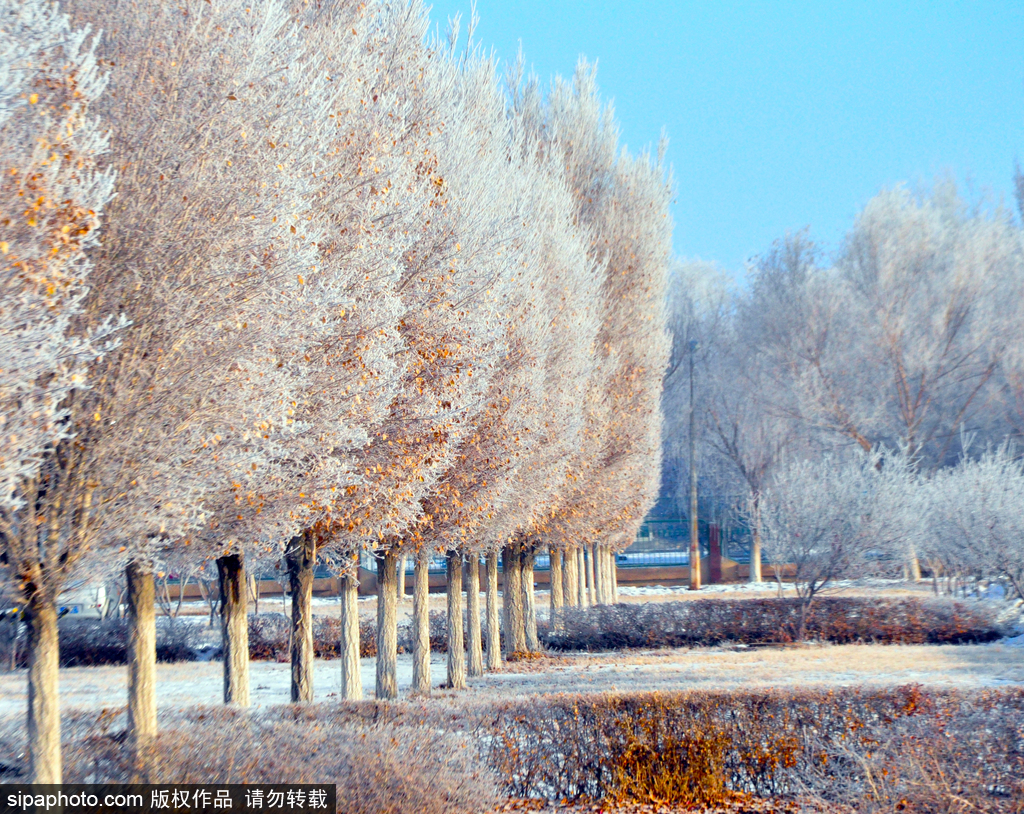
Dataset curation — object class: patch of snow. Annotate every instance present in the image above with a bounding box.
[616,582,783,596]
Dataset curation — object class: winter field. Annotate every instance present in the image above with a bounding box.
[3,583,1024,814]
[1,635,1021,720]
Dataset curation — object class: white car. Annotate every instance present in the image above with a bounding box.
[56,580,108,618]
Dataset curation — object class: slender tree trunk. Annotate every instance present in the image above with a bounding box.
[522,547,538,651]
[564,547,578,609]
[610,552,618,606]
[446,550,466,689]
[502,544,526,656]
[485,551,502,670]
[611,552,619,603]
[750,499,764,583]
[465,554,483,677]
[586,544,597,606]
[286,530,316,703]
[340,557,362,701]
[126,561,157,774]
[549,546,564,630]
[25,584,60,783]
[248,572,260,616]
[594,546,605,605]
[411,550,431,694]
[603,547,614,604]
[217,554,250,706]
[375,549,398,699]
[397,555,407,600]
[907,543,922,582]
[576,548,588,607]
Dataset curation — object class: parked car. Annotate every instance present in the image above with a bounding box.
[56,580,108,618]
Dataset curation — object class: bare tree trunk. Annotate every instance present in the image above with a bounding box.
[611,552,619,603]
[465,554,483,677]
[397,555,407,600]
[750,500,764,584]
[602,548,610,606]
[411,550,431,694]
[594,546,605,605]
[340,558,363,701]
[198,578,218,628]
[907,543,922,582]
[25,585,60,783]
[502,544,526,656]
[549,546,564,629]
[217,554,250,706]
[576,548,588,607]
[175,567,194,618]
[485,551,502,670]
[585,544,597,606]
[126,561,157,775]
[248,572,260,616]
[286,530,316,703]
[522,547,538,652]
[445,550,466,689]
[375,549,398,699]
[564,547,578,608]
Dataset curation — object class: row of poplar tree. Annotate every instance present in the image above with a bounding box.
[1,0,672,781]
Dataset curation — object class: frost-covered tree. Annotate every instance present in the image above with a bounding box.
[54,0,335,763]
[757,449,917,638]
[532,62,671,606]
[922,446,1024,600]
[830,184,1015,466]
[0,0,119,781]
[739,190,1020,579]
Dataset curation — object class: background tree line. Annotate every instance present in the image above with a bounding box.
[665,177,1024,594]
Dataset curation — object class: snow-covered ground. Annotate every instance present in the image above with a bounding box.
[616,582,782,597]
[0,652,450,719]
[616,577,924,597]
[1,638,1021,721]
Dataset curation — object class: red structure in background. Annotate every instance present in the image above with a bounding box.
[709,524,722,584]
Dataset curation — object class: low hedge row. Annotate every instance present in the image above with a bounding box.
[247,610,545,660]
[30,618,199,668]
[0,707,497,814]
[6,596,1006,668]
[488,685,1024,811]
[544,596,1004,650]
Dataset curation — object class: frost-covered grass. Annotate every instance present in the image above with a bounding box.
[615,576,929,599]
[0,639,1021,723]
[483,641,1024,695]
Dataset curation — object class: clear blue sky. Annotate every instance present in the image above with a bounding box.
[427,1,1024,276]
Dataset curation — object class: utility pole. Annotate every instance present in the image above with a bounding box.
[688,339,701,590]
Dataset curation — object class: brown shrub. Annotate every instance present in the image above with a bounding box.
[0,705,497,814]
[487,686,1024,813]
[607,715,731,807]
[545,597,1004,651]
